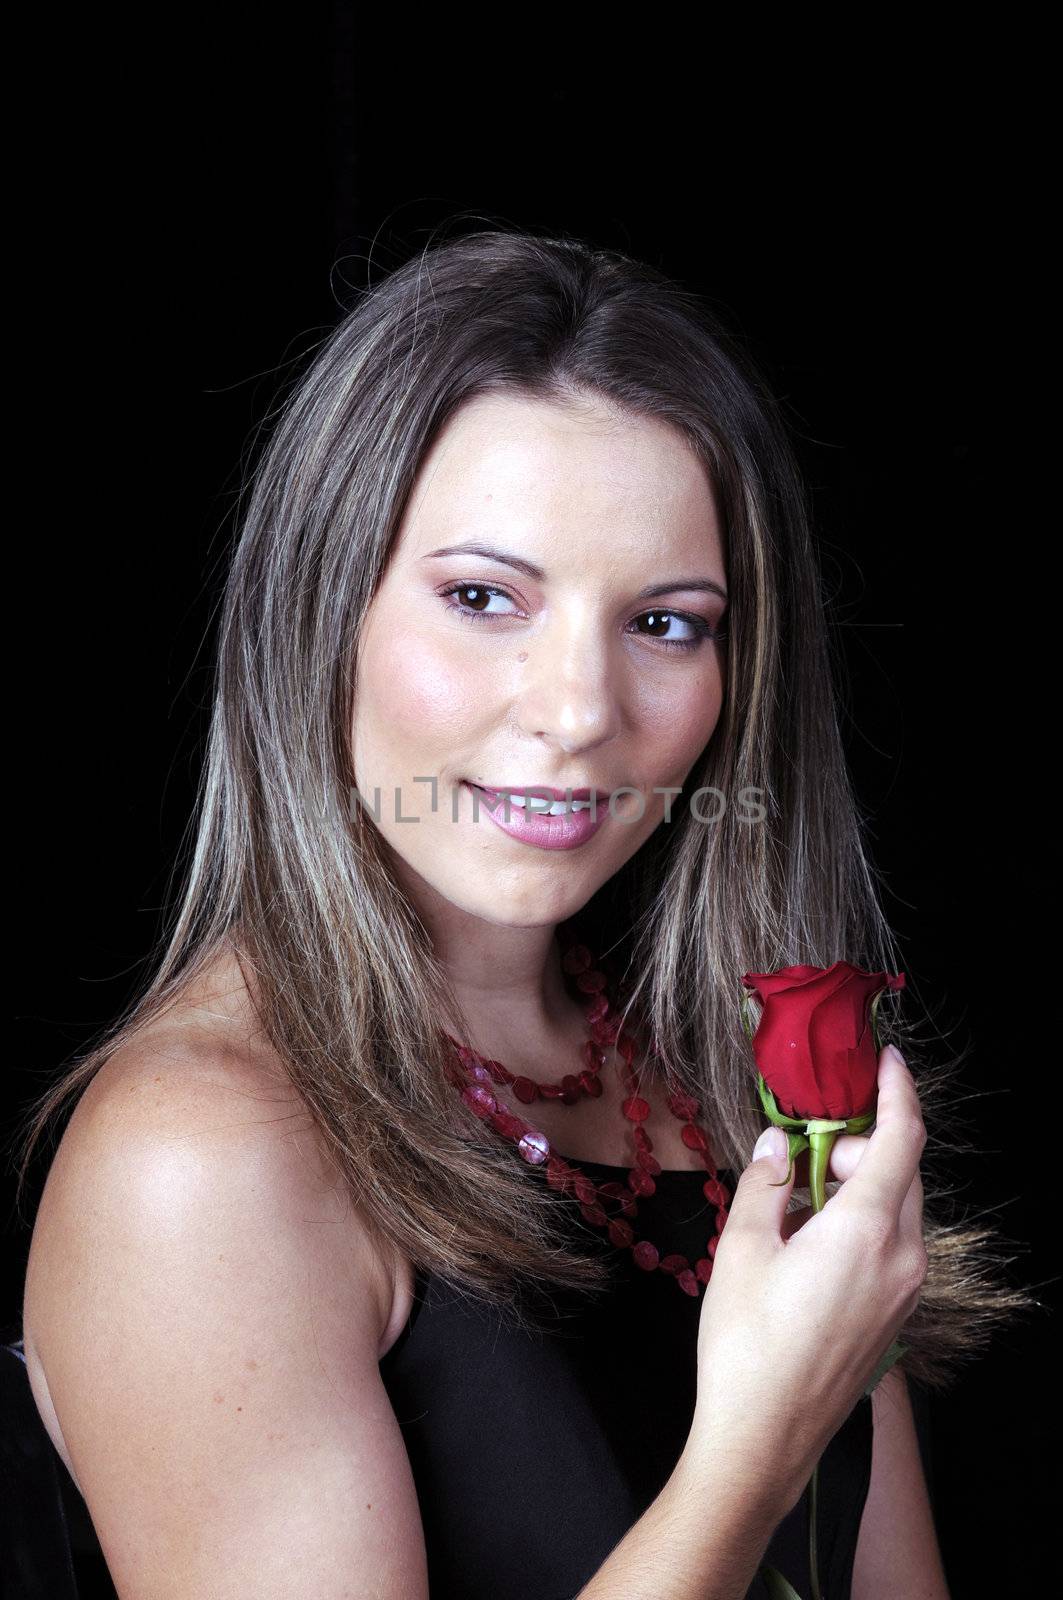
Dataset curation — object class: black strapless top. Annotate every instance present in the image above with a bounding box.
[379,1156,873,1600]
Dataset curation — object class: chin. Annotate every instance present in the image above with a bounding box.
[442,876,593,930]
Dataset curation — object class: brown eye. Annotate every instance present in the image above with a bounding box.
[439,581,522,623]
[628,610,720,653]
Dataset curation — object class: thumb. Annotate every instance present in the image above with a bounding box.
[738,1125,796,1210]
[752,1124,789,1167]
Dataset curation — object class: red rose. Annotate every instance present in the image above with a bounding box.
[740,959,909,1600]
[740,961,906,1121]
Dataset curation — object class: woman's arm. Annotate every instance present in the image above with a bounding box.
[575,1441,794,1600]
[851,1367,951,1599]
[23,1043,429,1599]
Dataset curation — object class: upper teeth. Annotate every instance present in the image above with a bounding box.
[503,792,594,814]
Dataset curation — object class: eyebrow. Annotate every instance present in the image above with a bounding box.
[421,542,728,603]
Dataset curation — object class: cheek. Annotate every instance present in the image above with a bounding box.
[634,667,725,778]
[358,622,483,757]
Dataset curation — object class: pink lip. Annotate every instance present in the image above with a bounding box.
[463,782,612,852]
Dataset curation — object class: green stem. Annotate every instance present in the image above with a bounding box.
[805,1120,846,1215]
[803,1120,844,1600]
[758,1565,805,1598]
[809,1462,822,1600]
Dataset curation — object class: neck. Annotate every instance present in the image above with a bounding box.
[402,876,585,1055]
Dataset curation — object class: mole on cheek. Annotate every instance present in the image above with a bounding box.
[517,652,528,663]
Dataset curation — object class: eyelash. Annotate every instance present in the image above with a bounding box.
[438,581,725,654]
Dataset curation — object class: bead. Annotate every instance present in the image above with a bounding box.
[677,1269,700,1297]
[667,1088,699,1121]
[714,1208,728,1234]
[573,1175,599,1206]
[512,1075,537,1104]
[576,968,607,993]
[462,1084,497,1118]
[627,1169,656,1198]
[615,1030,637,1063]
[491,1109,527,1140]
[632,1240,660,1271]
[545,1157,571,1190]
[702,1178,730,1208]
[681,1123,708,1151]
[517,1129,550,1164]
[586,993,610,1024]
[580,1040,605,1071]
[470,1062,493,1083]
[694,1258,714,1284]
[608,1218,634,1247]
[560,1074,581,1105]
[483,1059,509,1083]
[622,1095,651,1123]
[635,1150,662,1176]
[580,1202,608,1226]
[578,1069,603,1097]
[659,1253,689,1276]
[633,1125,651,1152]
[591,1015,620,1045]
[561,943,593,974]
[539,1082,563,1100]
[597,1180,629,1202]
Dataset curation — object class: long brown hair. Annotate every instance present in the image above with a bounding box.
[12,226,1040,1389]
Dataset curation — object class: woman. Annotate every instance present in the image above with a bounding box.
[15,231,1024,1598]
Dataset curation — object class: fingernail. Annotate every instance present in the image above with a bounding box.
[753,1127,785,1162]
[886,1044,906,1066]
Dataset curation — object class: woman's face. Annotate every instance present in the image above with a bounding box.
[351,390,728,930]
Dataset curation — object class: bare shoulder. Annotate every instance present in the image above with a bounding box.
[20,943,427,1596]
[26,944,400,1363]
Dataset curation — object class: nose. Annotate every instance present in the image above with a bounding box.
[514,613,625,756]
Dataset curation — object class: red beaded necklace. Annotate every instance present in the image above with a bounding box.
[442,926,732,1298]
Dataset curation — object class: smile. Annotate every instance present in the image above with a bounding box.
[463,782,612,852]
[503,793,595,814]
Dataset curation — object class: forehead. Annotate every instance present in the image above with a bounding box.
[395,390,724,567]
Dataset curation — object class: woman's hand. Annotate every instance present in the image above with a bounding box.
[685,1046,928,1517]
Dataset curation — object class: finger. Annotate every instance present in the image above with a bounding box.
[836,1046,926,1221]
[789,1133,869,1191]
[898,1162,925,1246]
[824,1134,871,1184]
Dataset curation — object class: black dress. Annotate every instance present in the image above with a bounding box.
[379,1156,874,1600]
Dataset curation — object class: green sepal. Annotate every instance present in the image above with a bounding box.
[755,1074,876,1137]
[767,1128,809,1188]
[755,1074,809,1130]
[758,1563,806,1599]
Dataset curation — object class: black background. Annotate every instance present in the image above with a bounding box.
[6,14,1052,1596]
